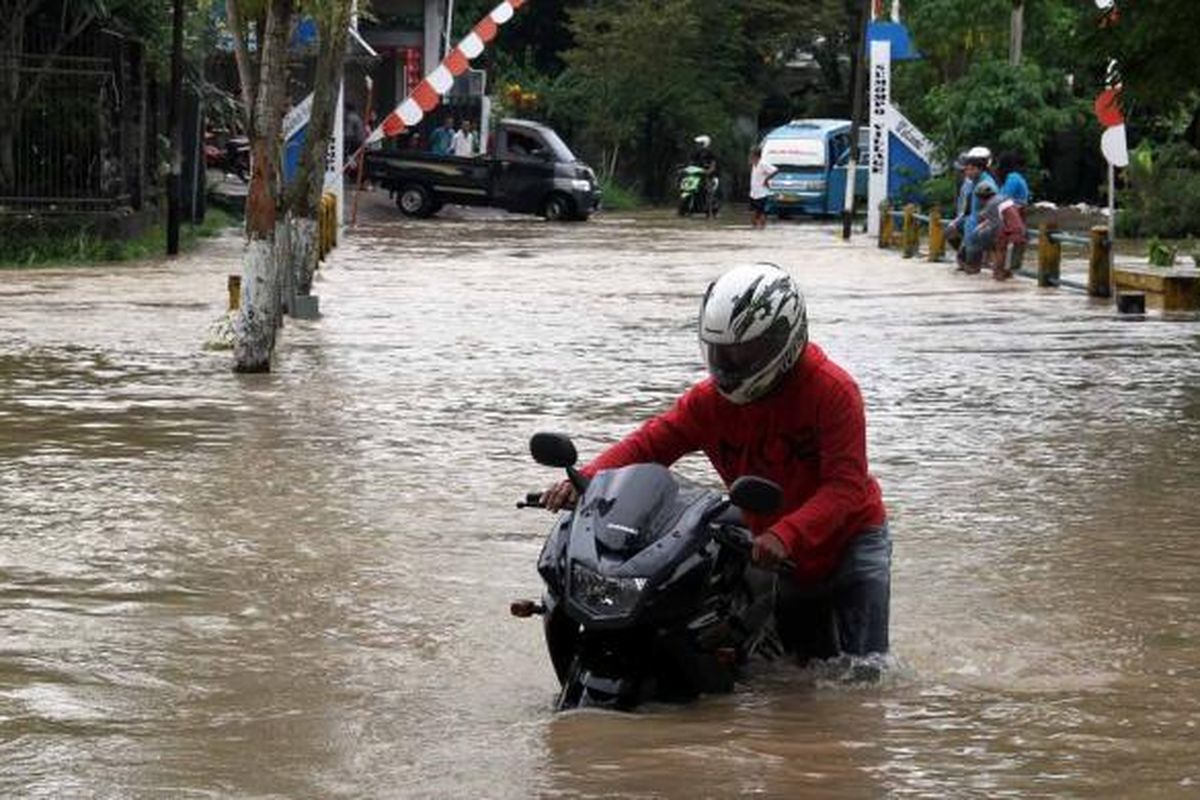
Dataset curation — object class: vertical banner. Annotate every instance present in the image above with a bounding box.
[867,39,892,237]
[325,83,345,226]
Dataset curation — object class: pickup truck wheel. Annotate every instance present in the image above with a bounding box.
[541,193,573,222]
[396,184,435,218]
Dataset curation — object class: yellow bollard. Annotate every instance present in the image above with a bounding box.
[319,195,331,260]
[328,193,338,249]
[902,204,919,258]
[227,274,241,312]
[878,202,893,249]
[928,207,945,262]
[1088,225,1112,298]
[1037,222,1061,287]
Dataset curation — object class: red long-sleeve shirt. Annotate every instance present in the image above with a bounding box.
[581,343,886,584]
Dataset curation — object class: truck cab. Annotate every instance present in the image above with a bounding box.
[761,119,868,218]
[366,119,600,221]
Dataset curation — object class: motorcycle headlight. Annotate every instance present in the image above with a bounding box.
[570,563,646,618]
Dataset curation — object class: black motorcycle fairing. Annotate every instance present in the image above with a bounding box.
[577,464,688,553]
[536,514,572,594]
[560,464,725,628]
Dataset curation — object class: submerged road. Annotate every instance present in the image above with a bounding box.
[1,201,1199,797]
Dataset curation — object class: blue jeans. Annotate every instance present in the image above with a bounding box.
[776,523,892,660]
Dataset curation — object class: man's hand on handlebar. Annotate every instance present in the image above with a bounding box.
[752,531,791,569]
[541,479,578,512]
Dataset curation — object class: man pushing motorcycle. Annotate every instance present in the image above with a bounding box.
[543,263,891,663]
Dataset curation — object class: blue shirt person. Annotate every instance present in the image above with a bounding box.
[966,170,998,238]
[997,152,1030,207]
[429,116,455,156]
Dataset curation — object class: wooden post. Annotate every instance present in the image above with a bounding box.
[928,206,945,262]
[901,204,918,258]
[1088,225,1112,298]
[227,274,242,312]
[878,202,893,249]
[1036,222,1062,287]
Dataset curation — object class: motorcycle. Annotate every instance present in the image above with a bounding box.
[677,165,719,218]
[511,432,787,711]
[204,130,251,183]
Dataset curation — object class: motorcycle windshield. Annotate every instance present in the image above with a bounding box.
[581,464,712,554]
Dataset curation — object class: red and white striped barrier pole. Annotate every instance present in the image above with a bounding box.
[365,0,528,144]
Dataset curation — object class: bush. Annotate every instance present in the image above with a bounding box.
[597,178,644,211]
[1117,142,1200,239]
[0,209,236,268]
[922,60,1080,177]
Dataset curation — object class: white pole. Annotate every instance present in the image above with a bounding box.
[1108,162,1116,263]
[444,0,455,60]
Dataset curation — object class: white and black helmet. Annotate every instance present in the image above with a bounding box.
[698,263,808,404]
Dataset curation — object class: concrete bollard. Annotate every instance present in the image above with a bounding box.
[1088,225,1112,298]
[227,274,241,312]
[878,202,893,249]
[1036,222,1062,287]
[928,207,946,262]
[902,204,919,258]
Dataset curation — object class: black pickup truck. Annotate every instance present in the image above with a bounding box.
[364,118,601,221]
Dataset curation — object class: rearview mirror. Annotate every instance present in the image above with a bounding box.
[729,476,782,515]
[530,432,578,468]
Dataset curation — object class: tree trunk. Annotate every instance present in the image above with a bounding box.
[1009,0,1024,67]
[233,0,295,373]
[285,0,353,298]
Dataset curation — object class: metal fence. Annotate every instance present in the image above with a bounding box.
[0,25,148,214]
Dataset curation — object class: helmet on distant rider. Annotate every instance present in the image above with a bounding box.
[698,263,808,404]
[966,145,992,165]
[694,135,712,148]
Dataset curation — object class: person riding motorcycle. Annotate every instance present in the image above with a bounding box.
[689,134,719,210]
[543,263,891,663]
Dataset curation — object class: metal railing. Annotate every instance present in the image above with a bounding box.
[877,201,1115,297]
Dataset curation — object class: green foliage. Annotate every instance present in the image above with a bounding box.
[555,0,732,198]
[0,209,236,269]
[597,178,644,211]
[902,0,1010,83]
[918,172,958,211]
[1146,238,1178,267]
[922,60,1079,174]
[1118,142,1200,240]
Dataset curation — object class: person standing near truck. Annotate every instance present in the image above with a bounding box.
[429,115,455,156]
[453,119,479,158]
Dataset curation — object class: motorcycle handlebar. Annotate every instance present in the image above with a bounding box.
[711,523,796,574]
[516,491,545,509]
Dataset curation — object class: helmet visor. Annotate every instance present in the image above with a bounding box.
[703,319,790,392]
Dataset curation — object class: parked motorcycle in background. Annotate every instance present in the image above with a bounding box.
[204,130,250,183]
[511,432,786,711]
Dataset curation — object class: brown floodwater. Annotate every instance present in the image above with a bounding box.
[1,203,1198,798]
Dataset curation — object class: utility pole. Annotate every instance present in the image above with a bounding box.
[1009,0,1024,66]
[166,0,184,255]
[444,0,455,59]
[842,0,871,240]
